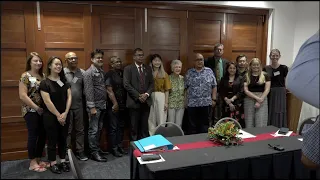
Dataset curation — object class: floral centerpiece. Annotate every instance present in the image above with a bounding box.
[208,121,243,146]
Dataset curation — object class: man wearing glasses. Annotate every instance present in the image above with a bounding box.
[64,52,88,161]
[185,53,217,134]
[205,43,230,126]
[84,49,108,162]
[123,48,154,141]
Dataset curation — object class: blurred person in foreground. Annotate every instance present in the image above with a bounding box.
[286,30,319,169]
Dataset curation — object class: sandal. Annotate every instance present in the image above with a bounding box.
[29,165,47,172]
[39,161,50,168]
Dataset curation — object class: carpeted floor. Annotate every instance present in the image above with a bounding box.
[1,154,130,179]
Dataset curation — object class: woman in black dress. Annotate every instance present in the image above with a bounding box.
[263,49,288,127]
[218,62,245,128]
[40,56,71,174]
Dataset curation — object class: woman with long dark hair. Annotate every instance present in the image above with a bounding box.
[218,62,245,128]
[148,54,171,135]
[40,56,71,174]
[19,52,48,172]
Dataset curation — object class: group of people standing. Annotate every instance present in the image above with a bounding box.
[19,44,289,174]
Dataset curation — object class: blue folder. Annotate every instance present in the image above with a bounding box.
[134,135,174,152]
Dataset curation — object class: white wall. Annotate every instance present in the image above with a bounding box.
[176,1,319,66]
[293,1,319,61]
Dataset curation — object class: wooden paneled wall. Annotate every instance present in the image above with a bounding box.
[2,1,291,161]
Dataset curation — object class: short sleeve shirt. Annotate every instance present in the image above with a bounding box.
[39,78,70,114]
[19,72,44,117]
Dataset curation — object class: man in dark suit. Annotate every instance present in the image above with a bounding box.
[123,48,154,141]
[204,43,229,126]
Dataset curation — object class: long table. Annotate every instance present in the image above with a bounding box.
[130,126,318,179]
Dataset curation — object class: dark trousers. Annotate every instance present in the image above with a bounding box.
[188,106,211,134]
[24,112,47,159]
[129,103,150,141]
[107,108,126,150]
[88,108,106,154]
[66,108,85,153]
[43,112,69,161]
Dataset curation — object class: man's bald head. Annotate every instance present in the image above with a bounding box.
[65,52,76,59]
[195,53,204,60]
[65,52,78,69]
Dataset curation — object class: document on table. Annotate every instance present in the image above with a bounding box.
[137,154,165,164]
[236,130,256,139]
[271,130,293,137]
[298,138,303,141]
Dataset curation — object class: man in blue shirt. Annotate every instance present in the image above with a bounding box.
[286,30,319,169]
[185,53,217,134]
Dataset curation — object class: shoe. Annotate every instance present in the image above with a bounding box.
[59,162,70,172]
[111,148,123,157]
[118,147,128,155]
[76,152,88,161]
[65,154,70,162]
[91,152,108,162]
[99,150,109,155]
[50,164,62,174]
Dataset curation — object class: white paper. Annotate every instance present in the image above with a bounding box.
[173,146,180,150]
[236,130,256,139]
[298,138,303,141]
[144,144,156,151]
[137,155,165,164]
[271,130,293,137]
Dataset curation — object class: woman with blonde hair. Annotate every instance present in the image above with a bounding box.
[167,59,185,127]
[244,58,271,128]
[148,54,171,135]
[19,52,48,172]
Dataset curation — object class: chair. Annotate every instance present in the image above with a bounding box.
[154,122,185,137]
[298,117,316,135]
[214,117,242,129]
[67,149,84,179]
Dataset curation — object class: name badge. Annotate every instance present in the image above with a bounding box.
[72,77,78,83]
[57,80,64,87]
[29,77,37,87]
[29,77,37,82]
[273,71,280,76]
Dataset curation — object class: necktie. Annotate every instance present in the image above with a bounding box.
[138,66,144,92]
[216,59,221,82]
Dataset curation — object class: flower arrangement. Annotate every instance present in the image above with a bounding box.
[208,121,243,146]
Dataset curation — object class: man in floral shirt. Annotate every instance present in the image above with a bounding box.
[185,53,217,134]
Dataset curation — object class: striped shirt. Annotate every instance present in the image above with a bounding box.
[83,64,107,110]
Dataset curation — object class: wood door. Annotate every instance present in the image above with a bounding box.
[35,2,92,69]
[187,12,226,69]
[92,6,143,72]
[145,9,187,74]
[1,1,36,161]
[226,14,265,64]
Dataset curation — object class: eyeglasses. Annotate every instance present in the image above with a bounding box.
[94,57,103,59]
[67,57,78,60]
[134,54,144,57]
[194,58,204,62]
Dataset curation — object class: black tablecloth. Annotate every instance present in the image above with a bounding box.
[130,126,319,179]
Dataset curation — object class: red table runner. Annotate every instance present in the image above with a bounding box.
[133,132,297,157]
